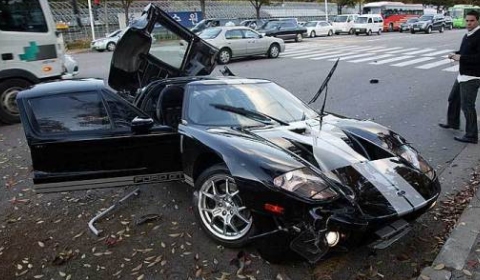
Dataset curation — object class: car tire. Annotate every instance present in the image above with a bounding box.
[367,29,372,36]
[355,32,359,36]
[267,44,280,58]
[310,31,316,38]
[96,49,105,52]
[426,26,432,34]
[335,31,339,35]
[411,30,415,34]
[389,23,394,32]
[0,79,31,124]
[106,42,116,52]
[348,28,354,35]
[328,30,333,36]
[295,33,303,42]
[193,164,254,248]
[439,25,444,33]
[217,48,231,64]
[449,24,453,30]
[399,29,403,33]
[377,29,382,35]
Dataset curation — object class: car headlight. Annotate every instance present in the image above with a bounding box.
[273,168,339,200]
[397,145,434,178]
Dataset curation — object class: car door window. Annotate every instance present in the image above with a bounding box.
[225,29,243,39]
[28,92,111,134]
[103,91,149,129]
[243,29,259,39]
[368,18,373,23]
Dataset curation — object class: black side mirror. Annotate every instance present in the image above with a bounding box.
[131,116,154,134]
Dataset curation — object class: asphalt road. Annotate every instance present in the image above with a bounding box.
[1,28,475,279]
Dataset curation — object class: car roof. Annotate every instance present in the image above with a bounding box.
[17,79,106,99]
[187,77,271,86]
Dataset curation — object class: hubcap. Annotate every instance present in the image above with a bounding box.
[198,174,252,241]
[270,46,279,57]
[1,87,21,115]
[220,51,230,63]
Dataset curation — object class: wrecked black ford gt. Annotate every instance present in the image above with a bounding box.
[16,4,440,263]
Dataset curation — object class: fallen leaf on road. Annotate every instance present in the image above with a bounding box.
[433,263,445,270]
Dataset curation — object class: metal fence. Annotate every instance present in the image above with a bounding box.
[50,1,356,43]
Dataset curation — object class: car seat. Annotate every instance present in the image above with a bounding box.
[156,85,184,128]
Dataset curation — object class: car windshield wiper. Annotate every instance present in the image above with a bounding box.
[210,104,289,126]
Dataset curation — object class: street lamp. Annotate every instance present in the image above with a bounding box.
[87,0,96,40]
[324,0,328,21]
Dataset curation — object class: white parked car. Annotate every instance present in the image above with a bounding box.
[198,26,285,64]
[353,14,384,36]
[90,29,124,52]
[304,21,334,37]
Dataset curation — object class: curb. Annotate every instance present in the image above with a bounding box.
[419,144,480,280]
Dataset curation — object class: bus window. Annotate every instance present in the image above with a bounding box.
[0,0,48,32]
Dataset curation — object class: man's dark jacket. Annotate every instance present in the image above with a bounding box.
[456,29,480,77]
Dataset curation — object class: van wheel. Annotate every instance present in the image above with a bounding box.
[335,31,339,35]
[295,33,303,42]
[377,29,382,35]
[0,79,31,124]
[355,32,359,36]
[388,23,394,32]
[411,30,416,34]
[310,31,316,38]
[367,29,372,36]
[328,30,333,36]
[348,28,354,35]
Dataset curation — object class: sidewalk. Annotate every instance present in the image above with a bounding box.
[419,144,480,280]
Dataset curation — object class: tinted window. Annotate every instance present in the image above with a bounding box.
[225,29,243,39]
[281,22,296,28]
[304,21,317,27]
[29,92,111,133]
[0,0,48,32]
[103,92,146,128]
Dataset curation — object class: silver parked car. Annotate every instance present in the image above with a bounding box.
[304,20,334,37]
[198,26,285,64]
[90,29,124,52]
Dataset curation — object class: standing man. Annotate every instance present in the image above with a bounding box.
[439,10,480,144]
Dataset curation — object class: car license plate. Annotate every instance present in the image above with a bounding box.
[413,28,419,31]
[356,29,360,32]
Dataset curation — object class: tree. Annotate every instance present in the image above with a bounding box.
[120,0,135,26]
[199,0,206,19]
[334,0,358,15]
[249,0,270,19]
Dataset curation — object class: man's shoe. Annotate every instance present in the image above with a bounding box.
[454,136,478,144]
[438,123,459,129]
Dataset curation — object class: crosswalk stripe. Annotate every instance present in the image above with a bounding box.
[403,48,436,55]
[328,53,372,61]
[386,47,418,54]
[378,46,404,52]
[311,52,358,60]
[348,54,393,63]
[369,55,414,65]
[391,57,435,67]
[281,49,324,57]
[442,65,459,72]
[293,50,345,59]
[282,45,356,57]
[416,59,454,69]
[422,49,455,56]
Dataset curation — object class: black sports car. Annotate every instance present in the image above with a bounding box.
[16,4,440,264]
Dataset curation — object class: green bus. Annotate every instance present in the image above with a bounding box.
[449,4,480,28]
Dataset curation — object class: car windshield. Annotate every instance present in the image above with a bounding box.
[107,29,122,38]
[355,17,368,23]
[304,21,318,27]
[419,15,434,21]
[334,16,348,22]
[187,82,318,126]
[198,28,222,39]
[407,18,418,23]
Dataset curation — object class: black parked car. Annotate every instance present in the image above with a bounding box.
[256,20,308,42]
[16,4,440,264]
[411,14,446,34]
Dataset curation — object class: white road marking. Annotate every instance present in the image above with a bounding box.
[403,48,436,55]
[348,54,393,63]
[369,56,414,65]
[416,59,455,69]
[442,65,459,72]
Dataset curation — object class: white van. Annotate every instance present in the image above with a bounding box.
[353,14,384,35]
[332,14,359,34]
